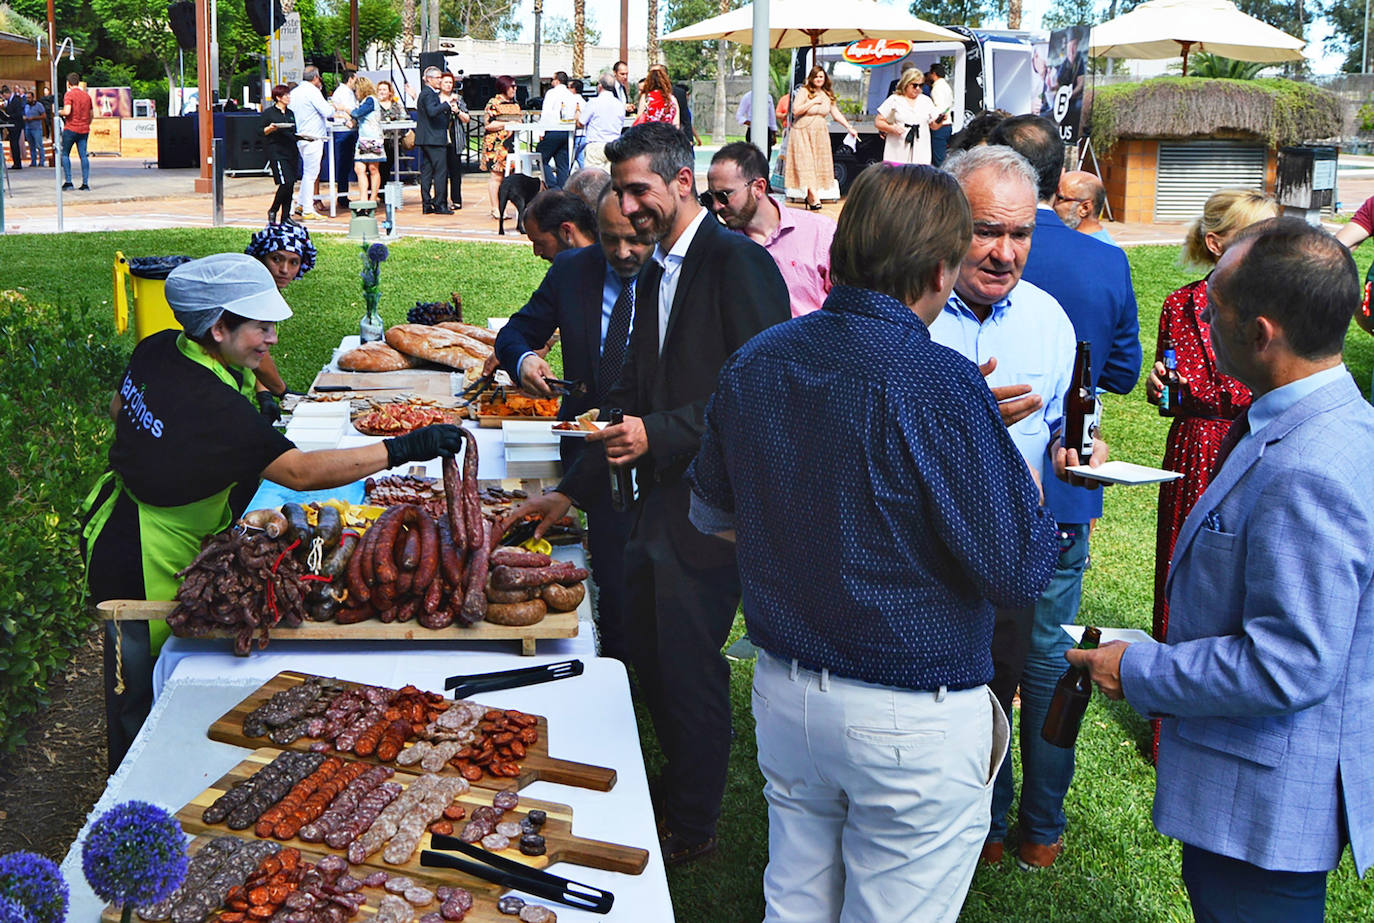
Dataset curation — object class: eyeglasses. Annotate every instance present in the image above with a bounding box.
[1054,194,1089,205]
[699,189,734,207]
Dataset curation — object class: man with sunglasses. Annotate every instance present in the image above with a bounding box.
[705,142,835,317]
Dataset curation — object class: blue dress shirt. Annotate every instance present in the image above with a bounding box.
[928,281,1077,475]
[1240,364,1351,451]
[688,285,1058,691]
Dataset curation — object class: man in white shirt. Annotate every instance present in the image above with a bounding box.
[537,71,577,189]
[926,63,955,166]
[288,66,338,220]
[579,72,625,171]
[330,69,359,200]
[736,89,778,156]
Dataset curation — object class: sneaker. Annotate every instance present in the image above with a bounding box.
[291,206,303,219]
[61,182,74,190]
[1017,838,1064,870]
[79,184,90,190]
[299,210,323,221]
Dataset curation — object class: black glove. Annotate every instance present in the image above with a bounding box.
[384,424,463,467]
[256,391,282,423]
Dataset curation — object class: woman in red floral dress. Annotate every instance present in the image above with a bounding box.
[1147,188,1277,757]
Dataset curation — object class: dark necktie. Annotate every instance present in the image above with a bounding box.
[1210,409,1251,479]
[597,276,635,404]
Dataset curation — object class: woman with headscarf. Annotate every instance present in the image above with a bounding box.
[82,253,462,772]
[244,223,319,410]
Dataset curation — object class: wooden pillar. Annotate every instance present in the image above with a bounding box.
[195,0,213,193]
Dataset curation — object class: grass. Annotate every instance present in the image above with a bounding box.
[3,228,1373,920]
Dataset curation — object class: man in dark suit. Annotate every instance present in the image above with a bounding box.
[493,188,656,662]
[504,123,790,864]
[987,114,1141,870]
[3,86,25,170]
[415,67,451,214]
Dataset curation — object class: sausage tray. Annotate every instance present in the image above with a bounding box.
[207,672,617,793]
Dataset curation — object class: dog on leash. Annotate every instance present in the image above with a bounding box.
[498,173,544,236]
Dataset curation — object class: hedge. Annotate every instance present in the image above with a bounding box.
[0,293,129,753]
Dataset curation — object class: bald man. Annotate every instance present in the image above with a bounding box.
[1054,171,1117,246]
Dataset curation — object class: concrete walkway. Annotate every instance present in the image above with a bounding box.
[3,154,1373,245]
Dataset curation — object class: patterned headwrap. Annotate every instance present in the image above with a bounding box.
[244,223,317,278]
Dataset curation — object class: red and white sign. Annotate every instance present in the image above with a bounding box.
[842,39,913,67]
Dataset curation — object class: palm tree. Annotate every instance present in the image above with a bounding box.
[1177,52,1268,79]
[648,0,660,62]
[573,0,586,77]
[713,0,730,142]
[401,0,416,57]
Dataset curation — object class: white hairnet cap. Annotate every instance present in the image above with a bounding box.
[166,253,294,337]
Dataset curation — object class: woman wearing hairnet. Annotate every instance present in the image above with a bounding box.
[81,254,461,772]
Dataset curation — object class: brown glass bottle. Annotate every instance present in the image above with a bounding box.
[1041,626,1102,749]
[1062,341,1096,462]
[607,408,634,513]
[1158,334,1184,418]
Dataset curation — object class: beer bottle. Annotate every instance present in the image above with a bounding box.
[1158,333,1184,418]
[1062,341,1096,462]
[607,408,634,513]
[1041,626,1103,748]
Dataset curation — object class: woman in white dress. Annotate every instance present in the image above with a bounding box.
[350,76,386,201]
[874,69,937,166]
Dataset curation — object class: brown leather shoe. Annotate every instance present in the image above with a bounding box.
[979,840,1004,864]
[1017,838,1064,870]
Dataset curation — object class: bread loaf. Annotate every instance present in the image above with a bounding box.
[385,324,488,371]
[435,322,498,346]
[337,341,421,372]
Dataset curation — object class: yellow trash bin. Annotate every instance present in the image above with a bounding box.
[113,252,191,341]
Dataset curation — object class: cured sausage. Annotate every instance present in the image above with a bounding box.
[398,526,421,572]
[489,563,589,590]
[414,510,440,592]
[540,582,585,612]
[423,573,444,615]
[437,522,465,589]
[490,547,552,568]
[459,429,482,553]
[442,455,467,551]
[483,598,547,626]
[315,505,343,552]
[370,507,405,585]
[484,586,538,604]
[344,530,370,605]
[458,521,491,625]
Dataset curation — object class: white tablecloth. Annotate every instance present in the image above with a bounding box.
[60,655,673,922]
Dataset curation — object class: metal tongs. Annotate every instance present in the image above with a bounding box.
[422,834,614,914]
[456,372,498,408]
[542,377,588,397]
[444,659,584,699]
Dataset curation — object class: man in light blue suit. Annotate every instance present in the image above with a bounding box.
[1069,218,1374,921]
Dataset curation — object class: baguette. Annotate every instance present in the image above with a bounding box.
[337,341,421,372]
[385,324,487,371]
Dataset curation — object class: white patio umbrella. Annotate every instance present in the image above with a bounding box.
[660,0,962,50]
[1088,0,1305,76]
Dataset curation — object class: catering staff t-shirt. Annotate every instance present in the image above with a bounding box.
[109,330,294,508]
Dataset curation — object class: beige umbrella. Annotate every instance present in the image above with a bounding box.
[660,0,962,50]
[1088,0,1305,76]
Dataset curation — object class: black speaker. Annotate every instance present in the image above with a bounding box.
[419,51,446,74]
[156,116,198,169]
[168,1,197,50]
[246,0,285,37]
[223,113,268,171]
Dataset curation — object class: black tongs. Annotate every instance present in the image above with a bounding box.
[422,835,614,914]
[456,372,496,407]
[542,377,588,397]
[444,659,584,699]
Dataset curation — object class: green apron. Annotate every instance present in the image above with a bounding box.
[83,334,255,654]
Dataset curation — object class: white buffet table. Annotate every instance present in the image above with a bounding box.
[59,653,673,922]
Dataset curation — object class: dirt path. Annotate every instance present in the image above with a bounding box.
[0,626,108,862]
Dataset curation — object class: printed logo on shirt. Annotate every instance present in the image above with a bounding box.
[119,373,165,438]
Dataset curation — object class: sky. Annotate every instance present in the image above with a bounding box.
[501,0,1346,75]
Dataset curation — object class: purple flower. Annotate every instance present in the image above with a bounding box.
[367,242,390,264]
[0,896,35,923]
[0,852,67,923]
[81,802,187,908]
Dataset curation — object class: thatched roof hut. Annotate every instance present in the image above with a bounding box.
[1086,77,1342,152]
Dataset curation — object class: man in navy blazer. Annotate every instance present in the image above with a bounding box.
[493,189,655,662]
[1071,219,1374,920]
[986,115,1142,869]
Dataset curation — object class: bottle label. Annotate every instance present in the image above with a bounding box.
[1163,346,1177,370]
[1078,409,1097,459]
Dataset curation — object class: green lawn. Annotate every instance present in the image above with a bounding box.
[3,228,1372,921]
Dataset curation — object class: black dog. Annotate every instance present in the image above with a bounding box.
[498,173,544,236]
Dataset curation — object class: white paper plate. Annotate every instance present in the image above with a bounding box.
[1062,625,1156,645]
[551,421,609,439]
[1066,461,1183,485]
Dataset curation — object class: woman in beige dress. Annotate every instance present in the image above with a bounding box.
[785,66,858,209]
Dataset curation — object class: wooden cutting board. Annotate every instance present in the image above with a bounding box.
[310,369,457,401]
[97,601,578,657]
[102,835,547,923]
[177,748,648,886]
[207,671,616,793]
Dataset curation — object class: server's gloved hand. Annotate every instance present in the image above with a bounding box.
[256,390,283,422]
[384,424,463,467]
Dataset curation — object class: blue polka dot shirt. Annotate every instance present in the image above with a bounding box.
[688,285,1059,691]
